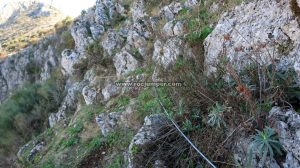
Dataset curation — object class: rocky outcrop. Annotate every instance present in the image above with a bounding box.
[204,0,300,75]
[0,38,60,103]
[127,114,168,168]
[49,82,85,127]
[234,107,300,167]
[82,85,97,105]
[113,50,139,77]
[61,49,81,76]
[96,100,138,136]
[269,107,300,166]
[17,140,45,162]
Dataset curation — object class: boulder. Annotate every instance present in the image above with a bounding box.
[49,82,85,127]
[152,37,184,69]
[269,107,300,162]
[102,30,125,56]
[102,82,120,102]
[96,100,138,136]
[113,50,139,77]
[132,0,146,21]
[61,49,80,76]
[204,0,300,75]
[127,114,168,168]
[82,85,97,105]
[233,107,300,167]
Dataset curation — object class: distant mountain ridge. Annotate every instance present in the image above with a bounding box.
[0,0,64,56]
[0,0,52,25]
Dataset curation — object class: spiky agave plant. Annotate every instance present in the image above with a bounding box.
[248,127,284,165]
[207,102,228,128]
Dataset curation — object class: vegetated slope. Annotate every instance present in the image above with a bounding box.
[1,0,300,168]
[0,0,64,57]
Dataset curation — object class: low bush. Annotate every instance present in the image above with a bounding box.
[0,76,64,160]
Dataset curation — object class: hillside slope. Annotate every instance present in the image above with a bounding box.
[1,0,300,167]
[0,0,64,57]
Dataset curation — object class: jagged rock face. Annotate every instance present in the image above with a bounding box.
[102,30,125,56]
[269,107,300,166]
[0,41,59,103]
[49,82,85,127]
[127,114,168,168]
[113,50,139,77]
[71,20,93,54]
[82,85,97,105]
[234,107,300,167]
[152,37,184,69]
[102,82,120,101]
[160,2,183,21]
[131,0,146,21]
[61,49,81,76]
[96,100,138,136]
[204,0,300,75]
[17,140,45,162]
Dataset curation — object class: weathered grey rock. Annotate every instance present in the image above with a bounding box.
[61,49,80,76]
[49,82,84,127]
[96,112,122,136]
[126,19,151,57]
[27,142,44,161]
[96,100,138,136]
[204,0,300,75]
[71,20,93,54]
[162,21,174,37]
[102,30,125,56]
[17,141,44,162]
[40,46,57,81]
[283,152,300,168]
[0,39,59,103]
[82,85,97,105]
[127,114,168,168]
[173,21,185,36]
[102,82,120,101]
[269,107,300,162]
[163,21,185,37]
[160,2,183,21]
[113,50,139,77]
[153,37,183,69]
[184,0,199,8]
[90,25,105,39]
[95,0,110,25]
[132,0,146,21]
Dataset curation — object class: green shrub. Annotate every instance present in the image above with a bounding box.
[68,121,83,136]
[185,26,213,42]
[207,102,228,128]
[61,31,75,49]
[0,77,64,158]
[247,127,283,165]
[87,135,103,149]
[72,58,88,80]
[61,136,80,147]
[26,61,42,75]
[85,40,104,66]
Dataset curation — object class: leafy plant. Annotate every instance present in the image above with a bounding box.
[87,135,103,149]
[248,127,283,164]
[207,102,228,128]
[61,136,80,147]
